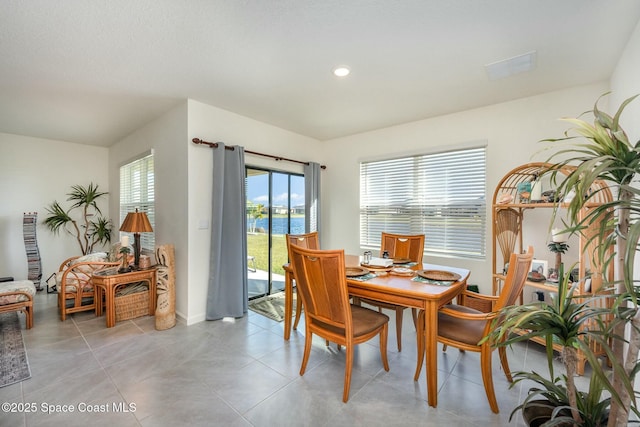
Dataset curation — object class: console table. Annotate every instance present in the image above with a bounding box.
[92,268,156,328]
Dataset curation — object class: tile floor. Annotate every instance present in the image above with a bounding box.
[1,291,596,427]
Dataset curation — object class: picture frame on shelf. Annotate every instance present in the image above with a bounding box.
[531,259,548,277]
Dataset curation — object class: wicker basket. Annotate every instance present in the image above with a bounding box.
[115,287,149,322]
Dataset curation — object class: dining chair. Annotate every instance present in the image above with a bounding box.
[414,246,533,413]
[357,232,425,351]
[285,232,320,331]
[288,245,390,403]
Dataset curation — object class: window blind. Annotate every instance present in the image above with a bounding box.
[120,153,155,251]
[360,146,486,259]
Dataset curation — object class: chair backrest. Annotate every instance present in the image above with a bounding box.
[286,232,320,251]
[288,245,351,332]
[495,246,534,310]
[380,232,425,263]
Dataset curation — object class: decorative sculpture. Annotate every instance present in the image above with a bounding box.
[155,244,176,330]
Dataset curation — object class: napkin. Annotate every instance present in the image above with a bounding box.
[367,257,393,267]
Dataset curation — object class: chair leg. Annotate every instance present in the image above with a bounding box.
[300,331,313,376]
[379,323,389,371]
[293,292,303,330]
[25,306,33,329]
[395,308,403,351]
[498,346,512,382]
[481,345,499,413]
[343,344,354,402]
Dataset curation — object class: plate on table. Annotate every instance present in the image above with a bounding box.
[360,263,393,272]
[417,270,461,282]
[392,258,412,265]
[345,266,370,277]
[390,267,415,277]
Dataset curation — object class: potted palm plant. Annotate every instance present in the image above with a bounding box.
[43,183,113,255]
[491,265,618,426]
[493,93,640,426]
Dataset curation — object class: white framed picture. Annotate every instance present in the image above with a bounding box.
[531,259,548,277]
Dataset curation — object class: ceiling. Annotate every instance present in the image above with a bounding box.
[1,1,639,147]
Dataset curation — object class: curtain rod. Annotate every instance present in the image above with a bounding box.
[192,138,326,169]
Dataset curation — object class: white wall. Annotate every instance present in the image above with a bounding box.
[109,103,189,319]
[0,133,109,283]
[610,19,640,283]
[320,83,610,294]
[186,99,320,324]
[611,18,640,141]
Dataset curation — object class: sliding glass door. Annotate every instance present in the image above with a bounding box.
[246,167,305,299]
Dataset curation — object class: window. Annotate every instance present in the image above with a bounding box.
[360,146,486,259]
[120,152,155,251]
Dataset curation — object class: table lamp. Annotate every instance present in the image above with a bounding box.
[119,208,153,269]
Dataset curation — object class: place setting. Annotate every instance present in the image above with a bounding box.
[412,269,461,286]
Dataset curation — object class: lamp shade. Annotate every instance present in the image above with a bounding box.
[119,210,153,233]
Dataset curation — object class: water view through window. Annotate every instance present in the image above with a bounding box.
[246,167,305,299]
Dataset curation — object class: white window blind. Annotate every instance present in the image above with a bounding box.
[360,146,486,259]
[120,153,155,251]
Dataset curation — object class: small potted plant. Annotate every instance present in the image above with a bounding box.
[118,246,131,273]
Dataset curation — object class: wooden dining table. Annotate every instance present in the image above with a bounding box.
[283,254,470,408]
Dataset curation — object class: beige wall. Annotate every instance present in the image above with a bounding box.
[0,133,109,282]
[320,83,610,294]
[186,99,320,324]
[109,103,189,319]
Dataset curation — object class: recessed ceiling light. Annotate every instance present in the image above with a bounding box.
[333,66,351,77]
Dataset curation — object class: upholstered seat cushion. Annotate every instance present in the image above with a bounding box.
[438,305,488,346]
[55,272,92,293]
[315,305,390,337]
[0,280,36,305]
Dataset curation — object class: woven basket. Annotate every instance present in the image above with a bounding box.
[115,288,149,322]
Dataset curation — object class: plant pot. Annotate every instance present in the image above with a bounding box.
[522,399,610,427]
[522,400,572,427]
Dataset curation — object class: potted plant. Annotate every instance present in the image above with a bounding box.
[43,183,113,255]
[493,93,640,426]
[491,265,618,426]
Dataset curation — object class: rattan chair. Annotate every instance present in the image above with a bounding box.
[288,245,390,402]
[357,232,425,351]
[55,253,120,321]
[414,246,533,413]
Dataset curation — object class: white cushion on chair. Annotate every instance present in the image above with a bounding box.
[0,280,36,305]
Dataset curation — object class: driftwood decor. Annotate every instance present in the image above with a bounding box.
[155,244,176,330]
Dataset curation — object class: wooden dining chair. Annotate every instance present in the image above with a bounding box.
[414,246,533,413]
[285,232,319,331]
[358,232,425,351]
[288,245,390,402]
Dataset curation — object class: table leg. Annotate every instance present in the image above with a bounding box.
[95,287,103,317]
[284,270,293,340]
[425,301,438,407]
[105,287,115,328]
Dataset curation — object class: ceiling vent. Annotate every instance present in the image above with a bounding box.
[485,51,537,81]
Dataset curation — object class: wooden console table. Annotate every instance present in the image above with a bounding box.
[92,268,156,328]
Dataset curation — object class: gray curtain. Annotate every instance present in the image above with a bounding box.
[304,162,321,234]
[206,142,248,320]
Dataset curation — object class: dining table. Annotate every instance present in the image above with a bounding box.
[283,254,470,408]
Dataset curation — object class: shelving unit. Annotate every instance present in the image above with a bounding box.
[491,162,613,375]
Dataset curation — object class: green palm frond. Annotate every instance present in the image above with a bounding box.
[43,184,112,254]
[43,201,74,234]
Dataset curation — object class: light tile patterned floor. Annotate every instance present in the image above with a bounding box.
[0,291,596,426]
